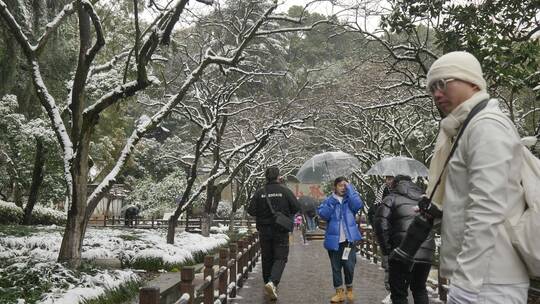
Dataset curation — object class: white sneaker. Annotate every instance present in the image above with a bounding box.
[381,293,392,304]
[264,281,278,300]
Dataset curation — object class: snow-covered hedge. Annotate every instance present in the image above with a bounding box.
[0,200,23,224]
[0,226,230,303]
[0,200,67,225]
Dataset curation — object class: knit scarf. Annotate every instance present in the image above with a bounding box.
[426,91,490,207]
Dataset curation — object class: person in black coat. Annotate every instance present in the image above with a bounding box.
[247,166,300,301]
[373,175,435,304]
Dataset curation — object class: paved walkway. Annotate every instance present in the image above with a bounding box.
[231,231,393,304]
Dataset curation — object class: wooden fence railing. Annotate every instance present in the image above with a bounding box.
[360,226,540,304]
[88,217,256,231]
[139,231,261,304]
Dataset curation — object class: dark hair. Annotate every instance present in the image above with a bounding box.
[265,166,280,181]
[392,175,412,187]
[333,176,348,187]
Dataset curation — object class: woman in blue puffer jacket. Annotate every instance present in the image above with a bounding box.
[317,176,364,303]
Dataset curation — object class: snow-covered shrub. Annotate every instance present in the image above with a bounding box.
[215,201,244,219]
[216,201,232,218]
[0,200,23,224]
[31,205,67,225]
[0,200,66,225]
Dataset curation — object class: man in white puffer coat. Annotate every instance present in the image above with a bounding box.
[425,51,530,304]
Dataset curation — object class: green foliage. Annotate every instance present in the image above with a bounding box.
[0,259,53,304]
[0,224,39,237]
[438,0,540,91]
[382,0,540,93]
[118,234,140,241]
[81,280,141,304]
[0,95,65,206]
[126,170,187,218]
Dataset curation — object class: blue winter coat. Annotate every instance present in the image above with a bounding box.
[317,184,364,251]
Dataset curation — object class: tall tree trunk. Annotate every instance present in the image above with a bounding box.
[166,215,178,244]
[57,117,92,267]
[201,212,213,237]
[58,212,87,267]
[201,189,215,236]
[22,139,46,225]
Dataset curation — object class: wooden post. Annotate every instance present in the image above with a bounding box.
[253,232,259,262]
[219,248,229,303]
[139,286,160,304]
[366,229,372,260]
[112,215,115,227]
[203,256,214,304]
[229,243,237,298]
[103,216,107,227]
[247,235,254,272]
[372,229,379,264]
[237,240,245,288]
[180,267,195,304]
[438,264,448,301]
[151,216,154,229]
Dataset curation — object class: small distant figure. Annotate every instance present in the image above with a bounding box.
[305,209,316,231]
[294,214,303,230]
[124,205,140,227]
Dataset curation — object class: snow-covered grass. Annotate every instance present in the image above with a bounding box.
[0,225,230,304]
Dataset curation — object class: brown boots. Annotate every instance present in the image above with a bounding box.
[346,286,354,301]
[330,287,354,303]
[330,287,345,303]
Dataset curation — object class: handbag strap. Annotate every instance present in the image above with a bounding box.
[428,99,489,201]
[263,186,276,215]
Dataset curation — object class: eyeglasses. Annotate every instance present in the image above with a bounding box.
[429,78,455,94]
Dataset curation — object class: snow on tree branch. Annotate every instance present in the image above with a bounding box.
[34,1,78,54]
[81,0,105,63]
[0,1,35,58]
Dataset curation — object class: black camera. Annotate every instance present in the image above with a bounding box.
[389,196,442,270]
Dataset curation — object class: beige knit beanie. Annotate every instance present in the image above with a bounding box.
[426,51,487,92]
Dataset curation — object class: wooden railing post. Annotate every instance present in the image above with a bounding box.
[219,248,229,303]
[180,267,194,304]
[237,240,245,288]
[247,235,254,273]
[438,263,448,301]
[253,231,260,262]
[229,243,238,298]
[366,229,372,261]
[203,255,214,303]
[242,238,249,281]
[372,229,379,264]
[139,286,160,304]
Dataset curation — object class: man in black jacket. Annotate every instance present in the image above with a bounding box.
[247,166,300,301]
[373,175,435,304]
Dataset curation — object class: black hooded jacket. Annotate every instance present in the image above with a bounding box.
[247,181,301,231]
[373,180,435,263]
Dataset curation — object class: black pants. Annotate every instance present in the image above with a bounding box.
[259,226,290,286]
[389,260,431,304]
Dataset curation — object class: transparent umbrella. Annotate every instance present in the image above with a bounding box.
[296,151,361,183]
[366,156,428,178]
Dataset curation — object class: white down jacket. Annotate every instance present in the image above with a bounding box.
[440,99,529,293]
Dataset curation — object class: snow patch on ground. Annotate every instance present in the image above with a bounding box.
[0,226,229,303]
